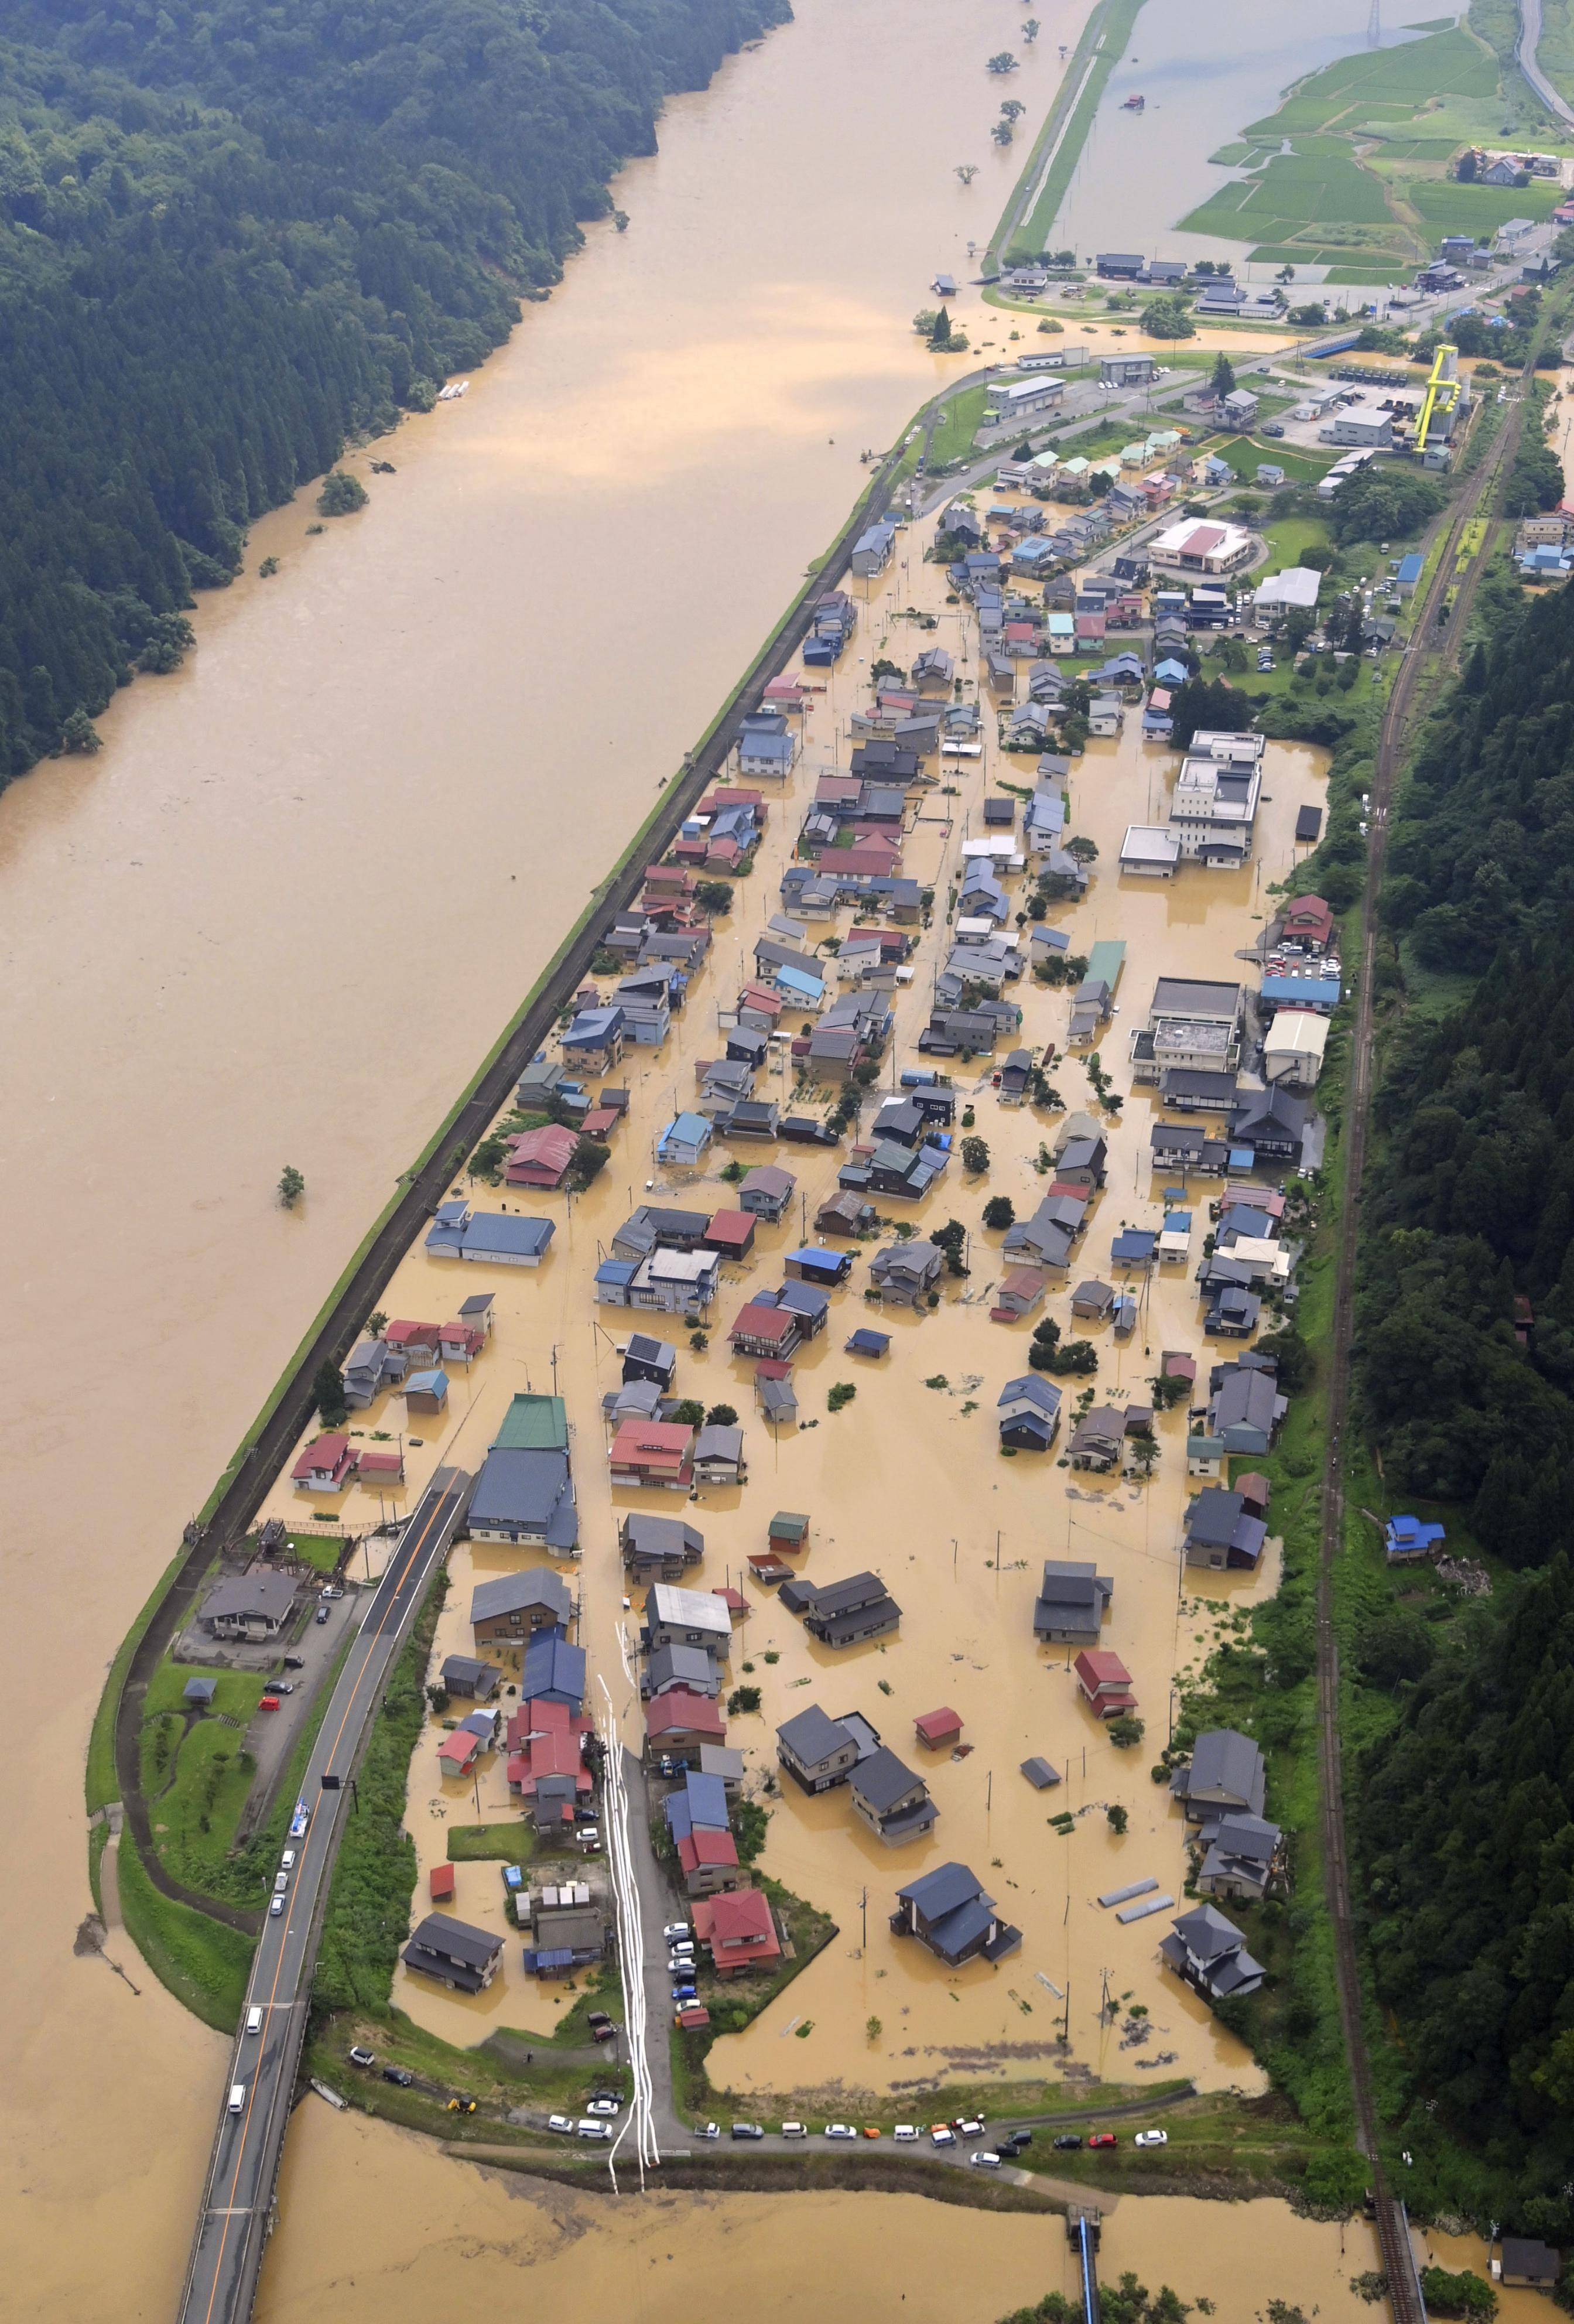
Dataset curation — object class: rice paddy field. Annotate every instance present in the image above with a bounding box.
[1182,21,1572,272]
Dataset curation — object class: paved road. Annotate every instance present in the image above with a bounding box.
[1517,0,1574,131]
[175,1466,473,2324]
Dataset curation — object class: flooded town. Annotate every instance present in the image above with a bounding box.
[5,0,1574,2315]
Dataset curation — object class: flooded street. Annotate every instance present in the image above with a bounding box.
[0,0,1099,2309]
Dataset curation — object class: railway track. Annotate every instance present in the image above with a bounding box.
[1314,382,1527,2324]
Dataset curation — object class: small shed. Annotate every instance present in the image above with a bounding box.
[845,1327,891,1358]
[183,1677,217,1708]
[430,1863,457,1903]
[915,1707,963,1751]
[1020,1756,1062,1790]
[748,1551,795,1585]
[769,1512,810,1554]
[405,1368,451,1414]
[758,1374,799,1425]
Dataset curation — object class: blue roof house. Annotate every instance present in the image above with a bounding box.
[562,1006,625,1068]
[1385,1515,1446,1563]
[426,1209,556,1267]
[521,1626,588,1708]
[892,1861,1021,1965]
[658,1113,714,1168]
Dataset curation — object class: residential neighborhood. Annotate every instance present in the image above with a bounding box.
[238,410,1334,2129]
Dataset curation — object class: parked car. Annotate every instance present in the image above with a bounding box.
[577,2120,613,2141]
[824,2123,857,2141]
[666,1957,694,1976]
[731,2122,765,2141]
[273,1872,289,1896]
[672,1985,699,2004]
[971,2151,1002,2169]
[1089,2132,1117,2149]
[954,2117,985,2136]
[696,2122,721,2140]
[348,2047,376,2069]
[273,1682,295,1696]
[1134,2130,1168,2148]
[1053,2134,1083,2151]
[547,2115,574,2134]
[930,2125,957,2148]
[894,2124,919,2141]
[590,2022,619,2045]
[586,2011,614,2031]
[269,1897,284,1917]
[587,2099,621,2117]
[315,1605,330,1625]
[663,1922,692,1943]
[259,1695,281,1711]
[280,1850,296,1871]
[282,1655,306,1670]
[1261,422,1285,438]
[382,2066,414,2088]
[781,2121,807,2138]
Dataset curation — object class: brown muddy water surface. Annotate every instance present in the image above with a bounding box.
[0,0,1103,2313]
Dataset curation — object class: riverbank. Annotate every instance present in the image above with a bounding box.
[0,2,1117,2309]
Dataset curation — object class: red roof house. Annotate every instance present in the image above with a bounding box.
[437,1729,484,1775]
[645,1690,727,1754]
[730,1301,801,1359]
[385,1320,441,1362]
[1073,1649,1136,1719]
[291,1433,358,1493]
[914,1707,963,1750]
[609,1419,695,1491]
[429,1862,456,1902]
[505,1123,579,1190]
[677,1826,741,1897]
[703,1209,757,1260]
[507,1726,591,1799]
[1281,894,1334,953]
[357,1447,405,1484]
[693,1888,782,1976]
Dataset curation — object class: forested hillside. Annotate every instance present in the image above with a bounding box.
[0,0,787,784]
[1359,1556,1574,2238]
[1356,573,1574,2236]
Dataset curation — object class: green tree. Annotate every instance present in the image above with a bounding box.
[278,1164,305,1209]
[986,49,1019,71]
[61,708,102,753]
[705,1403,739,1426]
[983,1194,1016,1229]
[695,879,734,914]
[312,1360,348,1427]
[727,1685,762,1715]
[317,470,368,517]
[960,1134,991,1173]
[1108,1714,1145,1749]
[671,1399,706,1428]
[1210,350,1237,397]
[1106,1803,1128,1834]
[1142,296,1195,340]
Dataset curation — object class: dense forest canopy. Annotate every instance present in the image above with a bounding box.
[1381,582,1574,973]
[1357,574,1574,2233]
[0,0,788,784]
[1360,1556,1574,2238]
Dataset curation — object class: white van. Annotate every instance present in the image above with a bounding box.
[273,1871,289,1895]
[245,2007,264,2036]
[576,2119,613,2141]
[228,2084,247,2114]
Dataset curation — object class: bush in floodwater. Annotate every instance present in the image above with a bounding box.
[317,470,368,517]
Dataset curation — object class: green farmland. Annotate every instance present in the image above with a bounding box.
[1183,22,1565,271]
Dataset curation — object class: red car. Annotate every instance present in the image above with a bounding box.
[1088,2132,1118,2149]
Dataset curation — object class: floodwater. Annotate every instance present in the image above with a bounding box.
[260,2103,1392,2323]
[293,488,1322,2114]
[0,0,1110,2311]
[1048,0,1422,274]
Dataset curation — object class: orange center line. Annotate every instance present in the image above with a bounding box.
[196,1480,460,2324]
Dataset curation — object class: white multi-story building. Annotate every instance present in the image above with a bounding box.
[1168,730,1265,866]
